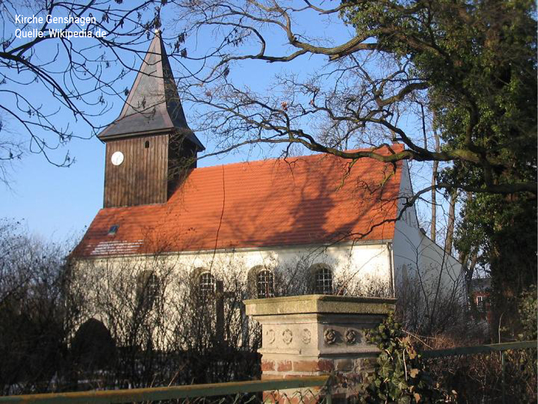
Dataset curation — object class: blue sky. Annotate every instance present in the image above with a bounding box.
[0,2,346,242]
[0,1,441,244]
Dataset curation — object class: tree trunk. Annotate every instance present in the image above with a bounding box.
[430,131,440,242]
[444,190,457,255]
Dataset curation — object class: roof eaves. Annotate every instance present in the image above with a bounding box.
[73,237,395,260]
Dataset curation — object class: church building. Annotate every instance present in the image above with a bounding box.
[71,32,462,315]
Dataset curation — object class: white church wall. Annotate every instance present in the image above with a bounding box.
[392,220,463,294]
[72,241,394,349]
[75,241,393,299]
[391,161,464,306]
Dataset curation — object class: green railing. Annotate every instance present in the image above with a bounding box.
[0,375,331,404]
[421,340,536,358]
[423,340,536,404]
[1,341,534,404]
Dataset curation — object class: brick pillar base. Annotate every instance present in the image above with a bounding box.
[244,295,395,402]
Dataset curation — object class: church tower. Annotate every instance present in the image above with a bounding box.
[98,31,204,208]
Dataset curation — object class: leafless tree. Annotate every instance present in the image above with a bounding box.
[0,0,173,181]
[72,253,265,386]
[0,219,76,394]
[167,0,535,197]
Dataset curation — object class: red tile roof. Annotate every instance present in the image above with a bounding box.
[73,146,404,257]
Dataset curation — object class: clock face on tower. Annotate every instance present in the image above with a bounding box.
[111,151,124,166]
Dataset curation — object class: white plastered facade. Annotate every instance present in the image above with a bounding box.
[391,162,465,305]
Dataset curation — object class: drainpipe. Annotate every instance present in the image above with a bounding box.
[386,242,395,298]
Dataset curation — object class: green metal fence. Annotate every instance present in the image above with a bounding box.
[1,341,534,404]
[421,340,536,358]
[423,340,536,404]
[0,375,331,404]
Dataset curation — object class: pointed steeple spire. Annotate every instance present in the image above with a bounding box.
[98,30,204,150]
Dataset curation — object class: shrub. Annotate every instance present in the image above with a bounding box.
[359,312,455,403]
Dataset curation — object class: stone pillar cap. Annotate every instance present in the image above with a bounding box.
[244,294,396,317]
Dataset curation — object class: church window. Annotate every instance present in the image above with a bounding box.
[136,271,159,311]
[145,140,150,148]
[314,266,333,295]
[476,295,487,312]
[199,272,216,297]
[256,270,274,298]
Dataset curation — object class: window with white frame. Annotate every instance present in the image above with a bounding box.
[256,270,275,298]
[314,266,333,295]
[199,272,216,297]
[476,295,487,311]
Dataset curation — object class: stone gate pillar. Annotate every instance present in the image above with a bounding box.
[244,295,396,400]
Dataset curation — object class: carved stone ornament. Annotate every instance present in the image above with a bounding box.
[324,328,337,345]
[301,328,312,344]
[282,329,293,345]
[345,329,357,344]
[266,329,275,344]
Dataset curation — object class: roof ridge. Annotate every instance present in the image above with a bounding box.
[194,152,322,172]
[194,144,404,172]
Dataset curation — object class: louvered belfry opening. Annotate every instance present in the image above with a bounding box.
[98,31,204,208]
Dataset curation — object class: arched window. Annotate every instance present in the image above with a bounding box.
[313,266,333,295]
[199,272,216,297]
[136,271,159,311]
[256,270,275,298]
